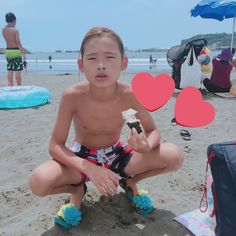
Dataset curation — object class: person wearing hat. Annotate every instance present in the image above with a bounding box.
[202,48,233,93]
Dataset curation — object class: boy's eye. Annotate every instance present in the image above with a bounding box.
[107,56,115,59]
[87,58,96,60]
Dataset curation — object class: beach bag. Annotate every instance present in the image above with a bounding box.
[180,47,201,89]
[206,141,236,236]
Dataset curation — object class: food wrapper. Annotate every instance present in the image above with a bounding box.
[121,108,143,133]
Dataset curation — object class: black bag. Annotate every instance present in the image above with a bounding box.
[207,141,236,236]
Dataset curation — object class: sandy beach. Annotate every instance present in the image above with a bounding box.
[0,70,236,236]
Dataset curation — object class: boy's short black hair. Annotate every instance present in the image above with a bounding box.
[5,12,16,23]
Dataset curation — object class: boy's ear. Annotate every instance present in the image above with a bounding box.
[121,56,128,71]
[77,59,84,72]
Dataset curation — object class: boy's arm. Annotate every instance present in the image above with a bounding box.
[15,30,25,55]
[126,90,160,151]
[48,89,91,174]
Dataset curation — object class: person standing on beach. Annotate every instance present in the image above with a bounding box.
[2,12,25,86]
[48,55,52,62]
[149,54,153,64]
[29,26,183,229]
[23,59,27,71]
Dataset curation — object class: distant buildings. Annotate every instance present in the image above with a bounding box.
[54,47,168,53]
[55,50,79,53]
[125,48,169,53]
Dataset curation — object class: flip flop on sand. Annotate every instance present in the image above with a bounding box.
[171,118,178,126]
[119,178,155,216]
[184,145,191,153]
[54,183,87,229]
[199,88,208,96]
[180,129,191,141]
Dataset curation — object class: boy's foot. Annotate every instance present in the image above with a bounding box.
[119,178,155,215]
[54,183,87,229]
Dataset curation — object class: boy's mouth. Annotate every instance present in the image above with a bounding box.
[96,73,108,81]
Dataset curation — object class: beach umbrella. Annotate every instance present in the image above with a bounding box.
[191,0,236,49]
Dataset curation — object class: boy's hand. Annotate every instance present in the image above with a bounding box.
[128,128,151,153]
[85,163,120,196]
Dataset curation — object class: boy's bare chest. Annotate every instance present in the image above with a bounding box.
[75,99,126,134]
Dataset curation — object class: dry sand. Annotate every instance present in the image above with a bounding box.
[0,71,236,236]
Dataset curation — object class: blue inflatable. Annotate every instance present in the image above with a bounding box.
[0,86,51,109]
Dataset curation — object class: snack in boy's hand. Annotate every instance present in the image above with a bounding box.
[122,108,143,134]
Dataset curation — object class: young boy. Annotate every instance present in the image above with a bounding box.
[2,12,25,86]
[29,27,183,228]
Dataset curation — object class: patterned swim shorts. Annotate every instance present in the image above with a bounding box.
[5,49,23,71]
[70,140,134,181]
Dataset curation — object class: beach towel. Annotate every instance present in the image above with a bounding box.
[174,176,216,236]
[213,93,236,98]
[174,208,215,236]
[180,47,201,89]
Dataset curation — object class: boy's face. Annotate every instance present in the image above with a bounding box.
[78,36,128,88]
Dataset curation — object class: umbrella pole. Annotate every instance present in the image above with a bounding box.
[231,16,236,50]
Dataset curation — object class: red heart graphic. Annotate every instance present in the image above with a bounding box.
[175,87,215,127]
[132,72,175,112]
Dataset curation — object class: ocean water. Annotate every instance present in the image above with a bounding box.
[0,50,220,75]
[0,51,170,75]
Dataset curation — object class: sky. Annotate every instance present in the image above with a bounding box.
[0,0,234,52]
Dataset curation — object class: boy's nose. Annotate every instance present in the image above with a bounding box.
[97,62,106,70]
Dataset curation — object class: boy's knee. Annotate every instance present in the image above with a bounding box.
[29,169,50,197]
[165,143,183,171]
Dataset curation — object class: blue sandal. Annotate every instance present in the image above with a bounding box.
[54,183,87,229]
[54,203,82,229]
[119,178,155,215]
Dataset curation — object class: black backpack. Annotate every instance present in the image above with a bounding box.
[203,141,236,236]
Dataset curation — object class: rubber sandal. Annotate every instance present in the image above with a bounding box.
[180,129,191,141]
[171,118,178,126]
[199,88,208,96]
[54,183,87,229]
[119,178,155,215]
[54,203,82,229]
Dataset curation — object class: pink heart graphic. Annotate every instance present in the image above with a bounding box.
[175,87,215,127]
[132,72,175,112]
